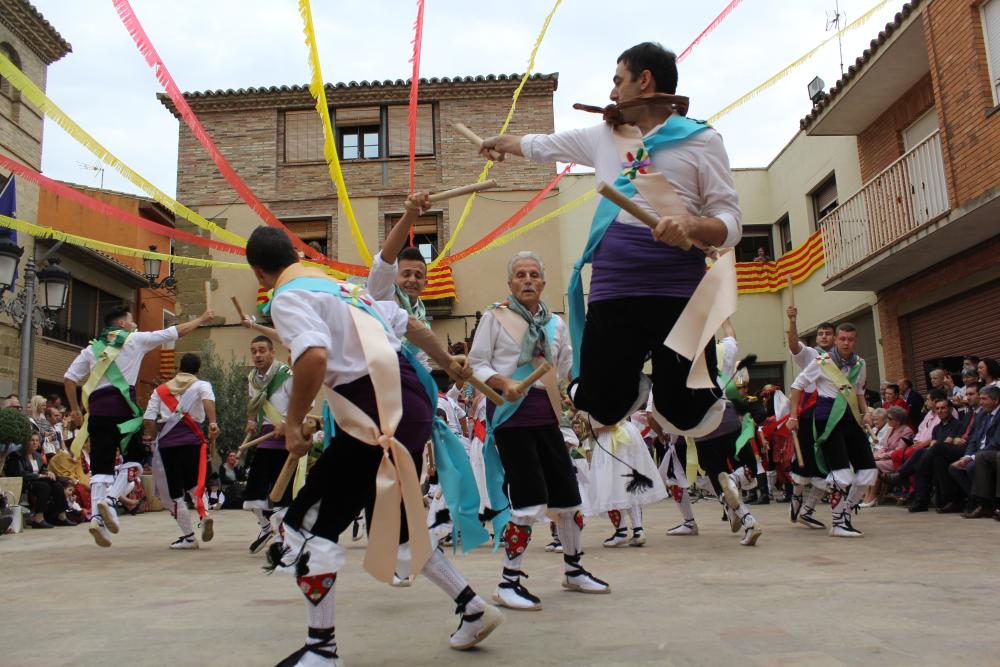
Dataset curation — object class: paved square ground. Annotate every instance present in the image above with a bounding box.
[4,499,998,666]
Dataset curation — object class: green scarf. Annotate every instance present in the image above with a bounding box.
[395,285,427,322]
[89,328,143,450]
[502,295,552,366]
[247,361,291,431]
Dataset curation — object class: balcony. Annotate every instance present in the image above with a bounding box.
[821,130,1000,291]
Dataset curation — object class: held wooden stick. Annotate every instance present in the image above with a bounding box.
[449,359,505,405]
[453,122,504,161]
[204,281,211,312]
[270,455,299,504]
[514,362,553,395]
[791,429,805,465]
[427,179,499,203]
[231,296,247,321]
[787,274,795,308]
[596,181,693,251]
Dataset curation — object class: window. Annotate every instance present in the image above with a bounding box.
[283,218,330,256]
[776,214,792,255]
[387,105,434,157]
[48,279,124,347]
[734,224,774,262]
[284,110,324,163]
[335,107,381,160]
[385,213,440,262]
[810,174,838,228]
[0,42,20,97]
[984,0,1000,104]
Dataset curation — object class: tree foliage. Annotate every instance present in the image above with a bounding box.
[196,340,250,457]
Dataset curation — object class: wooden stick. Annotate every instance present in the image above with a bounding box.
[237,431,273,454]
[596,181,693,251]
[791,429,805,466]
[453,122,504,161]
[231,296,246,320]
[268,418,319,504]
[427,179,498,203]
[448,359,504,405]
[204,281,212,313]
[786,274,795,308]
[514,362,553,395]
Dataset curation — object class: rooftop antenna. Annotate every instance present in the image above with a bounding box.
[76,161,105,189]
[826,0,846,77]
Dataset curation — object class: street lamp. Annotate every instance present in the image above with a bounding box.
[143,245,176,291]
[0,239,72,408]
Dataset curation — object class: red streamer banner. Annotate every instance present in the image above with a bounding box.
[408,0,426,196]
[112,0,366,277]
[677,0,745,62]
[439,164,573,267]
[0,154,245,256]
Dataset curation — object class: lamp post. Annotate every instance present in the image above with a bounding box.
[0,238,71,407]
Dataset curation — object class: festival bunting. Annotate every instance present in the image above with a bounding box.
[296,0,372,266]
[407,0,426,195]
[439,165,573,267]
[0,155,245,257]
[159,349,176,380]
[677,0,745,62]
[0,50,244,248]
[112,0,366,276]
[735,231,825,293]
[0,214,249,270]
[430,0,563,269]
[708,0,892,123]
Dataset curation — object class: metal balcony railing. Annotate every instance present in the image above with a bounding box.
[820,130,950,278]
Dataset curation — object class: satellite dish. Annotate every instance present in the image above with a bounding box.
[807,76,826,104]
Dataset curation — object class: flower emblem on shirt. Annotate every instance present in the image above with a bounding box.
[621,148,651,180]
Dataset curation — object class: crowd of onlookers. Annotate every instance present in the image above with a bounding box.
[863,356,1000,520]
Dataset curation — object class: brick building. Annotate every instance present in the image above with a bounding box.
[801,0,1000,392]
[162,74,566,365]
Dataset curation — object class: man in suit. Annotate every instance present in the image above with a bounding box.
[947,386,1000,515]
[900,379,924,429]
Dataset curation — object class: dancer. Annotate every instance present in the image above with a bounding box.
[789,323,876,537]
[64,304,213,547]
[143,353,217,549]
[585,418,668,547]
[243,334,294,554]
[245,227,502,664]
[786,307,836,529]
[469,250,610,612]
[479,42,741,439]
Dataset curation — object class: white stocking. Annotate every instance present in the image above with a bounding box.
[173,498,194,536]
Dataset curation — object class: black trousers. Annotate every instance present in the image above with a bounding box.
[89,415,144,476]
[574,296,719,430]
[816,415,875,473]
[913,444,963,506]
[159,444,202,500]
[244,448,292,506]
[493,423,581,510]
[25,478,68,519]
[971,450,1000,502]
[692,429,756,496]
[790,405,822,479]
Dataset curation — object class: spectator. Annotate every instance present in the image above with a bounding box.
[47,394,63,412]
[978,358,1000,388]
[3,433,76,528]
[868,408,891,450]
[963,355,980,372]
[218,451,246,510]
[967,446,1000,520]
[942,371,961,402]
[950,386,1000,514]
[906,398,965,512]
[29,396,59,460]
[961,367,980,389]
[866,406,913,505]
[47,447,91,519]
[892,389,955,493]
[899,379,924,428]
[0,394,20,411]
[59,409,77,452]
[753,247,769,263]
[882,384,909,414]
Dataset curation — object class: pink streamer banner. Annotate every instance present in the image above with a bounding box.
[0,154,245,256]
[111,0,366,276]
[677,0,744,62]
[408,0,426,195]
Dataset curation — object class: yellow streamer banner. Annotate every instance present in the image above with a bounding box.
[429,0,563,269]
[459,188,596,259]
[297,0,372,267]
[0,52,246,248]
[0,215,249,270]
[707,0,891,124]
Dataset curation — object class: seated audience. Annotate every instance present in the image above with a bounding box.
[3,433,75,528]
[882,384,909,415]
[949,386,1000,513]
[905,397,965,512]
[979,358,1000,388]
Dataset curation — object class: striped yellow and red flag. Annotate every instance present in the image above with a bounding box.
[422,264,457,301]
[736,231,825,293]
[159,348,175,379]
[256,285,271,312]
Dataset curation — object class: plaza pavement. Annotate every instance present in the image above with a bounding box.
[3,498,998,666]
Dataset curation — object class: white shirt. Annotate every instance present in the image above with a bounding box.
[269,284,410,388]
[436,395,465,437]
[791,342,822,393]
[521,122,742,247]
[469,308,573,388]
[64,327,179,390]
[248,367,292,426]
[143,379,215,424]
[718,336,738,379]
[792,354,867,400]
[365,251,431,371]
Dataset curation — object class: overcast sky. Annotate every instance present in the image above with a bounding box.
[30,0,902,198]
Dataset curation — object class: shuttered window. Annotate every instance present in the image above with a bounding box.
[284,218,330,256]
[387,104,434,157]
[386,213,440,262]
[811,174,838,228]
[284,110,324,163]
[984,0,1000,103]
